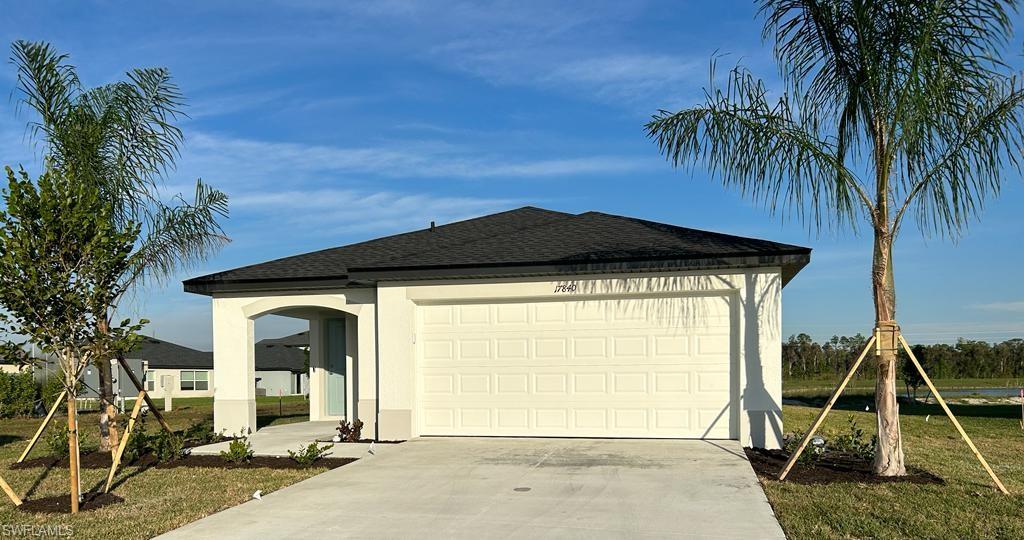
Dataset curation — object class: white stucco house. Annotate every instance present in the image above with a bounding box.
[184,207,810,448]
[129,337,308,400]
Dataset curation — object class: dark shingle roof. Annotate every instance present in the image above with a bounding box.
[254,344,307,372]
[128,336,307,372]
[185,207,810,294]
[256,331,309,348]
[127,337,212,370]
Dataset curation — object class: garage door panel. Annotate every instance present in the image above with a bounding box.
[417,295,735,439]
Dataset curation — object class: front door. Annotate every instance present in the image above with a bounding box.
[325,318,347,417]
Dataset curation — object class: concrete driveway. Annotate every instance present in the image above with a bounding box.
[158,438,784,539]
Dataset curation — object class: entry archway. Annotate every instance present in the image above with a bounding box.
[210,292,375,436]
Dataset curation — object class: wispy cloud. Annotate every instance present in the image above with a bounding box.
[232,188,518,236]
[541,54,704,104]
[181,131,653,186]
[972,300,1024,312]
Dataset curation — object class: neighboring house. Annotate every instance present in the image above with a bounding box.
[133,337,216,399]
[184,207,811,448]
[138,336,309,399]
[253,334,309,397]
[28,335,308,403]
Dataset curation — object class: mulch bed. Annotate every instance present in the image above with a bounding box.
[11,452,356,471]
[18,493,124,514]
[744,447,944,485]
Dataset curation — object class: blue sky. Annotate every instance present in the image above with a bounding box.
[2,1,1022,350]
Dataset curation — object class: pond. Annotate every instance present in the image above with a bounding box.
[928,387,1023,398]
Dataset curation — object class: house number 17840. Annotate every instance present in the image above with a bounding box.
[553,283,578,293]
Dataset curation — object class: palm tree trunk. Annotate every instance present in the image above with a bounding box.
[97,359,116,453]
[871,227,906,476]
[96,318,119,454]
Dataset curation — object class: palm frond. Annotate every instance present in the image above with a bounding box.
[646,61,869,231]
[127,179,229,286]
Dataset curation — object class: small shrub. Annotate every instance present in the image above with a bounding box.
[783,430,820,464]
[183,418,223,445]
[336,419,364,442]
[121,412,150,463]
[45,426,70,457]
[0,371,38,418]
[43,425,95,458]
[288,442,333,467]
[827,415,876,461]
[149,430,185,462]
[220,435,254,464]
[41,376,69,408]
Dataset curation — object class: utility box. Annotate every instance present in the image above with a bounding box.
[161,374,175,411]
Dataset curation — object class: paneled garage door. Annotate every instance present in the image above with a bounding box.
[416,295,735,438]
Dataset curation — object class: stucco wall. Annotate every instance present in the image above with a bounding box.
[208,269,783,447]
[210,289,377,435]
[255,370,307,396]
[143,367,215,399]
[375,269,783,447]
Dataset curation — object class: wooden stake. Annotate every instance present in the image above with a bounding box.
[104,390,146,493]
[116,355,173,434]
[17,388,68,463]
[67,393,80,514]
[898,334,1010,495]
[778,335,877,481]
[0,474,22,506]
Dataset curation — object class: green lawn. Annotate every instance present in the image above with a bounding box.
[783,377,1024,398]
[765,397,1024,538]
[0,396,319,539]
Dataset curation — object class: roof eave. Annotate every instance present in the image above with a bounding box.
[350,252,811,285]
[185,251,811,295]
[183,277,363,296]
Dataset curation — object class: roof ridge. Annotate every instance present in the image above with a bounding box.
[349,207,580,268]
[186,206,571,283]
[579,211,808,251]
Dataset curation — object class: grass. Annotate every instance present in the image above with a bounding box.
[783,377,1023,398]
[0,396,320,539]
[764,395,1024,538]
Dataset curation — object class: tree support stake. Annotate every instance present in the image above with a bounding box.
[778,327,1010,495]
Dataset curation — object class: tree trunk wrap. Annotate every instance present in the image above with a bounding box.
[96,319,119,455]
[871,229,907,476]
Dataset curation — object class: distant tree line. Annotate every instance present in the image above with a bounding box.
[783,333,1024,382]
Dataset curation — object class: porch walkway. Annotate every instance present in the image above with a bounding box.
[189,421,390,459]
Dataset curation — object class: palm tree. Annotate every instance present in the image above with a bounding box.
[10,40,229,452]
[646,0,1024,475]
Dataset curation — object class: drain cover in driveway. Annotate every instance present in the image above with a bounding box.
[513,487,531,492]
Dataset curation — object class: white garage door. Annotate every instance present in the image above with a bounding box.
[416,294,735,438]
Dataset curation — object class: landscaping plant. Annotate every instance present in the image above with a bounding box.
[827,415,876,461]
[220,435,255,464]
[647,0,1024,476]
[287,442,334,467]
[0,166,144,513]
[9,40,229,453]
[337,419,364,442]
[150,430,185,463]
[0,370,38,418]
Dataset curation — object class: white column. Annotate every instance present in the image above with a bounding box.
[739,270,783,449]
[308,318,324,421]
[212,297,256,435]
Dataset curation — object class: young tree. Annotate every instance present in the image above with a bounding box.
[646,0,1024,475]
[0,167,144,513]
[10,40,229,452]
